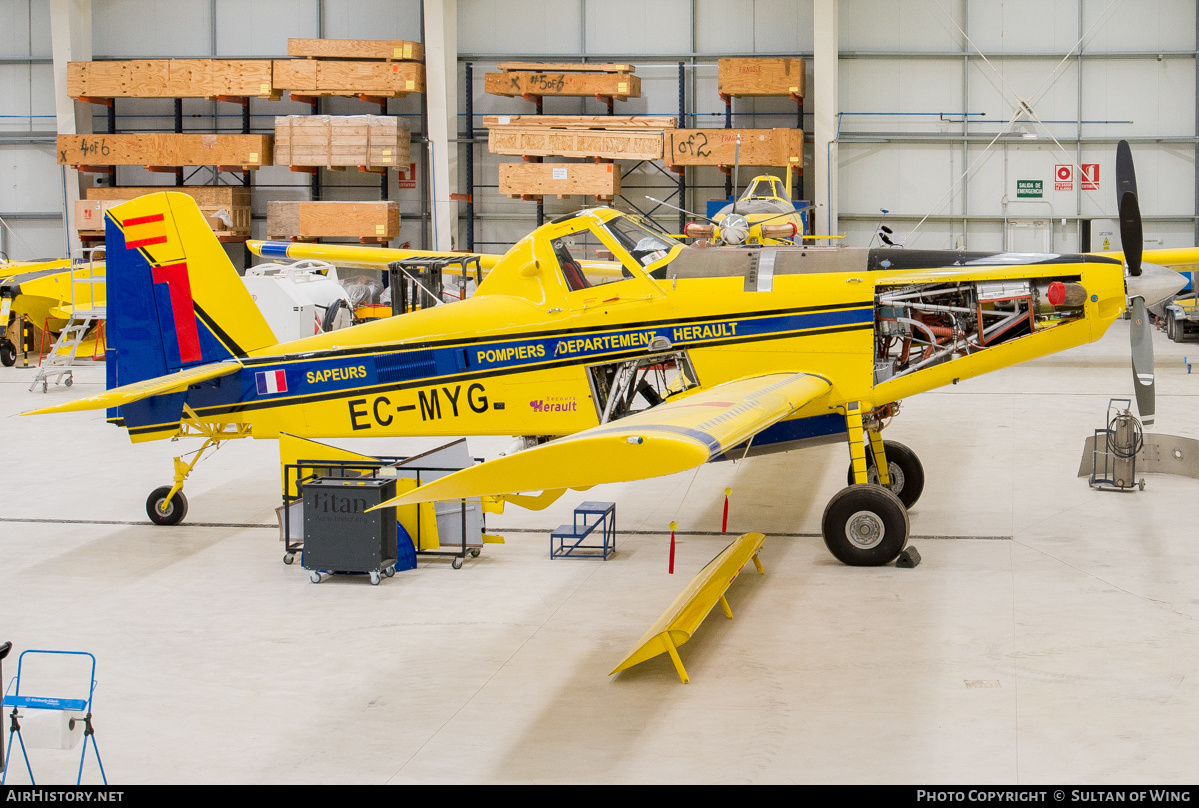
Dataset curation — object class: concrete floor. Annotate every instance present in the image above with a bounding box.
[2,320,1199,784]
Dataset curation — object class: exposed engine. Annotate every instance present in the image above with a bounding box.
[873,277,1088,384]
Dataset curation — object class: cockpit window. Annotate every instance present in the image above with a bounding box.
[604,217,679,268]
[744,177,784,199]
[553,230,630,290]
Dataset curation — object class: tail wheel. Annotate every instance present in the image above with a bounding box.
[146,486,188,526]
[0,340,15,367]
[847,439,925,508]
[822,484,909,567]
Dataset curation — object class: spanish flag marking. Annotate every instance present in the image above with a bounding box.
[124,212,168,250]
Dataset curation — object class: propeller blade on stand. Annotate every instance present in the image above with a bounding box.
[1116,139,1155,424]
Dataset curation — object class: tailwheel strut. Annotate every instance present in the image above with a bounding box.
[146,406,251,526]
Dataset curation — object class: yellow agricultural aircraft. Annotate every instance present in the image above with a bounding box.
[26,141,1188,566]
[0,257,106,366]
[653,170,811,247]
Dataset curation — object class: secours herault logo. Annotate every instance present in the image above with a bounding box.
[529,395,578,413]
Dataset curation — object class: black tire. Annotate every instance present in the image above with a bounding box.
[0,340,15,367]
[847,439,925,508]
[822,484,910,567]
[1166,312,1174,341]
[146,486,188,526]
[1171,312,1186,343]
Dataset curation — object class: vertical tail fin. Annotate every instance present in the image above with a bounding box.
[105,192,276,436]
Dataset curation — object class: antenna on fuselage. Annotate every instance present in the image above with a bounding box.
[731,134,742,216]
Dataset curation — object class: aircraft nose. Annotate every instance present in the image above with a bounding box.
[1127,262,1188,306]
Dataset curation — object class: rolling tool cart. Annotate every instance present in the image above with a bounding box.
[303,475,398,585]
[2,649,106,785]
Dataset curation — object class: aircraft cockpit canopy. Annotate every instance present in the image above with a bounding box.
[742,176,787,201]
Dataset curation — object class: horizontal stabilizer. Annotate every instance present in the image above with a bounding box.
[370,372,831,510]
[247,240,502,272]
[23,361,240,416]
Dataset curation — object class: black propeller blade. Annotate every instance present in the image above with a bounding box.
[1116,140,1143,276]
[1117,140,1154,425]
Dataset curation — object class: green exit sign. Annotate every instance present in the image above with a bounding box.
[1017,179,1043,198]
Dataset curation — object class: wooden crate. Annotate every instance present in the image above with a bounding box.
[274,115,410,169]
[495,62,634,73]
[83,186,252,239]
[718,58,806,98]
[267,201,400,240]
[272,60,425,96]
[488,127,661,160]
[483,115,675,130]
[484,71,640,99]
[57,134,271,168]
[663,129,802,168]
[499,163,620,199]
[287,38,424,62]
[67,59,276,98]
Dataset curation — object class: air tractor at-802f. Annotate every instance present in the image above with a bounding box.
[27,141,1187,566]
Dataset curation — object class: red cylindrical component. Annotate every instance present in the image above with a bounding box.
[668,530,676,574]
[1047,281,1067,306]
[684,222,715,239]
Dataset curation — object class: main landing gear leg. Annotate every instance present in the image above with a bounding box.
[822,401,911,566]
[146,408,251,526]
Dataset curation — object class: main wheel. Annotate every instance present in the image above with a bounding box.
[146,486,188,526]
[0,340,15,367]
[821,484,910,566]
[847,440,925,508]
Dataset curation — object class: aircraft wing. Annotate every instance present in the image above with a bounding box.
[374,372,832,508]
[1094,247,1199,267]
[22,360,241,415]
[247,240,503,273]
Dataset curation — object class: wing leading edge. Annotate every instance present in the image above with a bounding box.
[371,372,833,509]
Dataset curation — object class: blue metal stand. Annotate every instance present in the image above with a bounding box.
[551,501,617,559]
[2,650,106,785]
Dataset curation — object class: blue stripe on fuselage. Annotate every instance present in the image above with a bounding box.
[182,307,871,412]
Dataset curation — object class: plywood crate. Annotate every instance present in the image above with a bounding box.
[483,115,675,130]
[57,134,272,168]
[274,115,410,169]
[488,127,661,160]
[484,71,640,99]
[288,38,424,62]
[67,59,275,98]
[499,163,620,199]
[83,186,251,239]
[663,129,802,168]
[718,58,806,98]
[267,201,400,240]
[272,60,425,96]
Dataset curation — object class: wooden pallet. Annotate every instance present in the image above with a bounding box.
[266,201,400,240]
[57,134,271,169]
[484,71,640,100]
[272,60,425,97]
[717,58,806,99]
[495,62,633,73]
[67,59,277,99]
[483,115,675,130]
[488,127,661,160]
[499,162,620,199]
[288,38,424,62]
[274,115,410,169]
[82,186,252,240]
[663,129,802,168]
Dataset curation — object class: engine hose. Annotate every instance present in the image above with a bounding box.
[1108,413,1144,459]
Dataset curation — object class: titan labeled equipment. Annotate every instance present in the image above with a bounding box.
[303,476,397,585]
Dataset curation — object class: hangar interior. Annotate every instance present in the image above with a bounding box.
[3,0,1199,785]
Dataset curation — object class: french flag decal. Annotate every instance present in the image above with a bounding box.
[255,369,288,395]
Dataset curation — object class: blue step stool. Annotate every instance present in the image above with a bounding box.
[551,501,616,560]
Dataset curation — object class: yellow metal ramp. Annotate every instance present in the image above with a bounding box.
[610,532,766,684]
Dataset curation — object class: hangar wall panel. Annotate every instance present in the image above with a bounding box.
[458,0,583,56]
[320,0,423,41]
[93,0,212,57]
